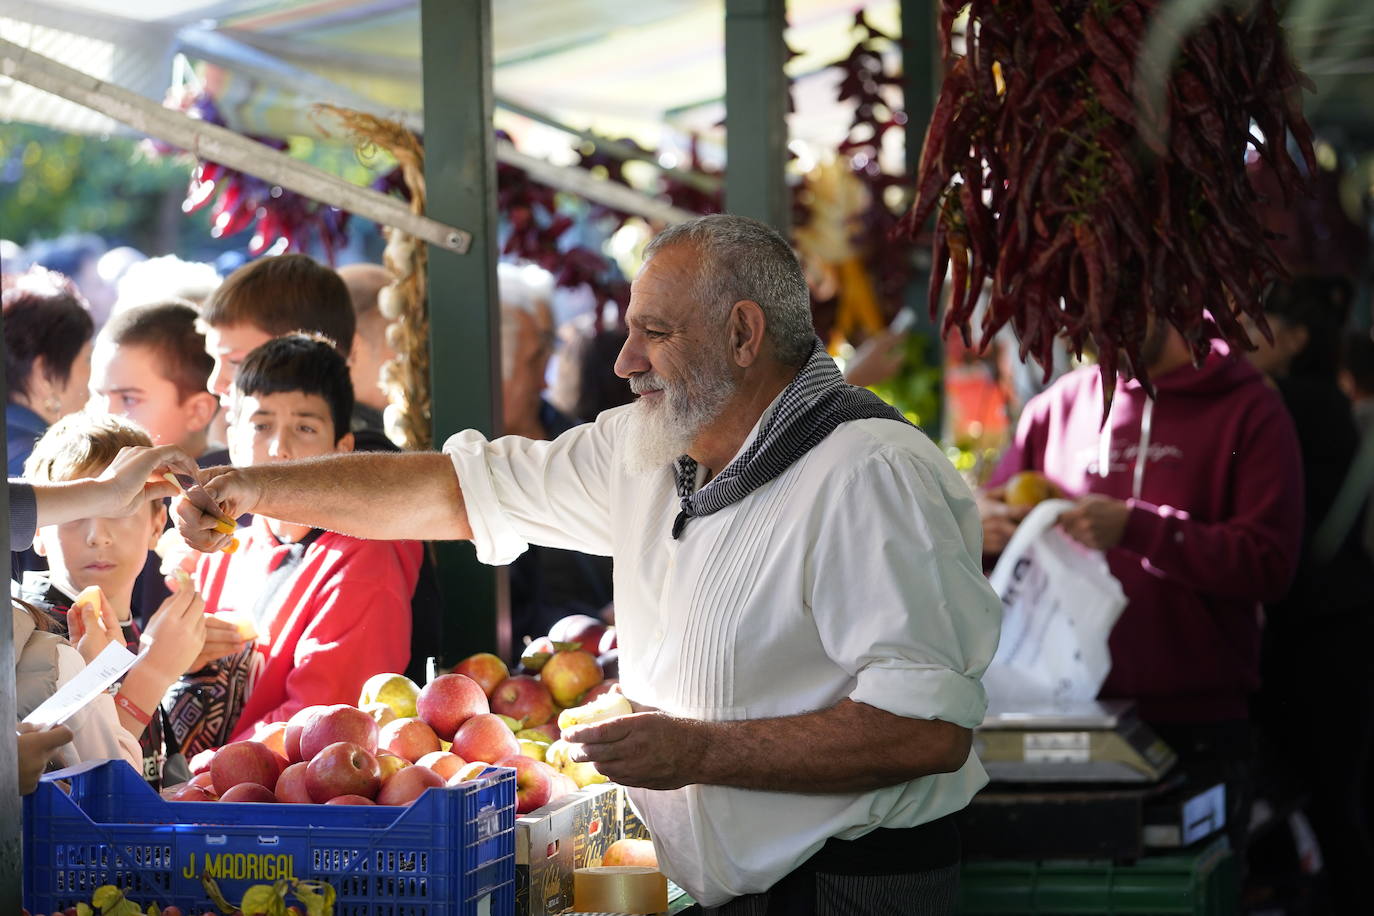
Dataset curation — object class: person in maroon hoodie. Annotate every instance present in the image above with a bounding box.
[982,317,1304,858]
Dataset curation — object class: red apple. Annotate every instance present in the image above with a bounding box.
[211,741,285,796]
[376,765,446,805]
[518,636,556,674]
[274,762,313,804]
[604,838,658,868]
[377,752,411,783]
[551,773,579,801]
[496,754,559,813]
[490,676,557,727]
[454,652,509,697]
[451,713,521,765]
[415,674,489,740]
[325,795,377,805]
[580,678,620,704]
[169,785,218,802]
[189,771,217,792]
[252,721,289,758]
[378,717,442,762]
[219,783,277,803]
[283,705,331,763]
[541,650,604,707]
[598,627,618,654]
[415,751,468,781]
[549,615,608,655]
[447,761,491,785]
[305,741,382,802]
[300,705,380,760]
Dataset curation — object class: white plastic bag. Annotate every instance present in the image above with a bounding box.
[983,498,1127,707]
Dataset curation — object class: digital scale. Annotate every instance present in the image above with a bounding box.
[974,699,1177,783]
[961,700,1225,859]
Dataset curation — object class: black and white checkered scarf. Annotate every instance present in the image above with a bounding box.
[670,338,913,538]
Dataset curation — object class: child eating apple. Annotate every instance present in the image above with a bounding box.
[20,414,207,783]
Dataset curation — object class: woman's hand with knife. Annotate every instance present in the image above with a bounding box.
[30,445,202,529]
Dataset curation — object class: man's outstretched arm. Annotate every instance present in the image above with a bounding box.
[175,451,472,550]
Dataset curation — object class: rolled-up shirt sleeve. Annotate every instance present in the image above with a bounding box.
[443,411,621,565]
[808,448,1001,728]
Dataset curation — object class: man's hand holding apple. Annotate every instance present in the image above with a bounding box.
[564,707,709,792]
[174,466,261,553]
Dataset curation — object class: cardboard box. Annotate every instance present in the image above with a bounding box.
[516,783,621,916]
[620,789,651,841]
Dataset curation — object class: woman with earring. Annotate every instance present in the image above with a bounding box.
[4,270,96,475]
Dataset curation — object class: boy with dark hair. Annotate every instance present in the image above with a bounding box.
[199,254,354,406]
[90,300,219,458]
[187,334,419,745]
[199,253,394,452]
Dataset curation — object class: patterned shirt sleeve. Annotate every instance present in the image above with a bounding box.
[9,480,38,550]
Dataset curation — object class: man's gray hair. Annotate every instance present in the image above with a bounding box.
[643,214,815,367]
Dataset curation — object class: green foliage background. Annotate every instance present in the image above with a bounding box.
[0,123,205,252]
[0,123,391,260]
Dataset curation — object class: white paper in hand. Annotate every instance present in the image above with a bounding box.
[21,642,138,728]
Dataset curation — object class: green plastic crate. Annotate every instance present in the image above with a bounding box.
[959,837,1236,915]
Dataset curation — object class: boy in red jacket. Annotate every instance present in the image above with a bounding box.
[180,334,419,750]
[981,318,1303,860]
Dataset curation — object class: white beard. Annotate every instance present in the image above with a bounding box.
[620,357,737,476]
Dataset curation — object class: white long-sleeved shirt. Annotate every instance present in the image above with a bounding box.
[445,402,1001,906]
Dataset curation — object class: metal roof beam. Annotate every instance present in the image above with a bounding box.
[0,37,472,254]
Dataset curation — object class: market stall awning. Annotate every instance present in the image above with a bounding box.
[0,0,905,156]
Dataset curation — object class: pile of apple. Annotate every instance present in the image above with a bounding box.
[163,615,625,815]
[452,613,623,792]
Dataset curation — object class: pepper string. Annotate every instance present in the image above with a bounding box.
[901,0,1316,419]
[155,20,931,347]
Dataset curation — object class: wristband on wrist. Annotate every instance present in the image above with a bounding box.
[114,691,152,726]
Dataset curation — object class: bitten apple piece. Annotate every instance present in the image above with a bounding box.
[557,692,633,731]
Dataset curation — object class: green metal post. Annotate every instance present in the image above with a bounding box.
[1,305,17,916]
[725,0,790,232]
[420,0,509,665]
[901,0,944,437]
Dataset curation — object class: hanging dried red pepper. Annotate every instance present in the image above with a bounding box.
[901,0,1315,415]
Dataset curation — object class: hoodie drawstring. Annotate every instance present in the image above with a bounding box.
[1098,400,1114,480]
[1097,392,1154,501]
[1133,396,1154,501]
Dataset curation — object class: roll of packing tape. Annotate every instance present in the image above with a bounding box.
[573,865,669,914]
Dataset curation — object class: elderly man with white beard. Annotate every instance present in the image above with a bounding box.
[175,214,1002,916]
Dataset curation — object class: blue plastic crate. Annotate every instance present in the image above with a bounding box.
[25,759,516,916]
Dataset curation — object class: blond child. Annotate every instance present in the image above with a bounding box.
[21,414,206,783]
